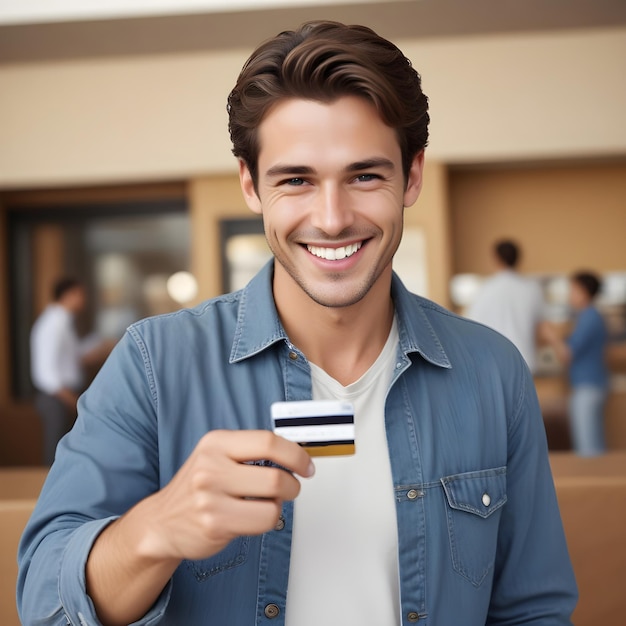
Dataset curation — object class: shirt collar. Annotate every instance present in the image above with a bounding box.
[391,273,451,369]
[231,260,451,370]
[230,261,287,363]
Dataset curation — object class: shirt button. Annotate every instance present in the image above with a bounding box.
[264,603,280,618]
[482,493,491,507]
[288,351,298,360]
[274,515,285,531]
[407,611,420,622]
[407,489,419,500]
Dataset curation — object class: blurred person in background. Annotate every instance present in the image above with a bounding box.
[466,239,545,373]
[541,271,609,456]
[30,277,110,465]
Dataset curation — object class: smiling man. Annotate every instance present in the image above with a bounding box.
[18,21,577,626]
[239,95,422,386]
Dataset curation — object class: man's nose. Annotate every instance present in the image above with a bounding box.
[309,184,355,236]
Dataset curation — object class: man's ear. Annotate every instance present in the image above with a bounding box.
[239,160,262,215]
[403,150,425,208]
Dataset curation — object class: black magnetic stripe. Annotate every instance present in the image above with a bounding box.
[274,415,354,427]
[300,439,355,448]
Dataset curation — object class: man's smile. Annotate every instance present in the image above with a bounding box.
[306,242,362,261]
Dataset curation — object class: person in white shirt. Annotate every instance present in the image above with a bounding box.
[30,278,107,465]
[465,240,545,373]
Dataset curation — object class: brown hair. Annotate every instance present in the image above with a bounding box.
[494,240,520,268]
[53,277,82,302]
[227,21,429,189]
[572,271,602,299]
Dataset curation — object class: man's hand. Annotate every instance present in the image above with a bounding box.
[538,321,572,365]
[136,429,315,561]
[86,429,314,626]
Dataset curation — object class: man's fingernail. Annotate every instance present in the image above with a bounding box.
[306,459,316,478]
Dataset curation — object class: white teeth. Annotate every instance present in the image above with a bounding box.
[307,242,361,261]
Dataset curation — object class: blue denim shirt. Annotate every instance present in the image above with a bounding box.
[567,305,609,388]
[18,262,577,625]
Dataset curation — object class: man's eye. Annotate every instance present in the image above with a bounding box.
[285,178,305,186]
[355,173,381,182]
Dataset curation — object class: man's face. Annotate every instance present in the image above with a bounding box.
[64,286,86,314]
[239,96,423,310]
[569,281,590,310]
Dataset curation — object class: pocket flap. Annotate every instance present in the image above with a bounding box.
[441,467,507,519]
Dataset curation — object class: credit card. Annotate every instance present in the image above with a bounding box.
[271,400,355,457]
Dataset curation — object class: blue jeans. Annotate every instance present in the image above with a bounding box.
[569,385,607,456]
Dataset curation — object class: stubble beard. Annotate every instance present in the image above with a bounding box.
[273,249,389,310]
[267,224,399,309]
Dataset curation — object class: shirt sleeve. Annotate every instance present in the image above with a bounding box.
[567,309,599,357]
[17,331,173,625]
[487,364,578,624]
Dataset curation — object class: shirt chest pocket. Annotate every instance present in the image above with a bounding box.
[440,467,507,587]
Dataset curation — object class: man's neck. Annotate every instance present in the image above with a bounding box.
[274,273,395,386]
[52,301,69,313]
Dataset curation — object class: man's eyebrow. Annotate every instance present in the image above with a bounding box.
[346,158,395,172]
[265,164,315,178]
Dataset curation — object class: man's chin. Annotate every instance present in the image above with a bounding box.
[301,283,371,310]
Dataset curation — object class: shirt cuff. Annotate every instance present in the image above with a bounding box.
[58,517,172,626]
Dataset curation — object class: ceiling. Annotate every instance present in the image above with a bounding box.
[1,0,625,63]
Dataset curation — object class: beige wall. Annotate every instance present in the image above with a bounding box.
[406,27,626,163]
[0,27,625,188]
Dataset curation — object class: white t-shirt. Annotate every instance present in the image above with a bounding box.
[285,319,400,626]
[30,304,85,394]
[465,270,545,372]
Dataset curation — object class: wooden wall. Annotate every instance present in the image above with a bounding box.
[450,162,626,275]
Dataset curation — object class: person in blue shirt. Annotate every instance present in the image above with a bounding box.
[542,271,609,456]
[17,21,577,626]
